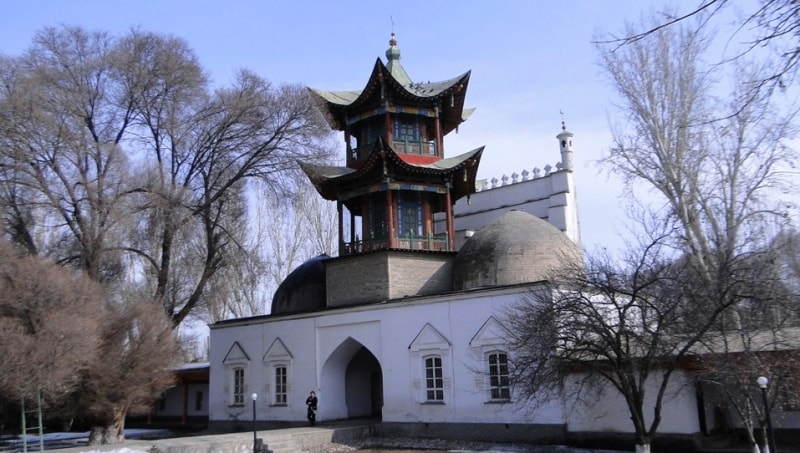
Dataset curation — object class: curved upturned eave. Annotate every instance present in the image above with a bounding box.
[298,139,484,202]
[309,59,472,133]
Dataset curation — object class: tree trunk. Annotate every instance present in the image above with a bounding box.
[109,406,127,444]
[635,443,651,453]
[87,426,104,445]
[87,408,127,445]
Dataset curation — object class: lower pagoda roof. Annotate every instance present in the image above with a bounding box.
[299,138,484,203]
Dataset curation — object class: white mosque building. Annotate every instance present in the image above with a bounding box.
[204,35,792,450]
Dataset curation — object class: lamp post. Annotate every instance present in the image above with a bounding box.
[251,393,258,453]
[757,376,777,453]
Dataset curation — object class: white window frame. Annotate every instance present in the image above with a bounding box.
[222,342,251,407]
[409,323,452,404]
[263,338,293,407]
[273,365,288,406]
[424,355,445,402]
[232,367,245,406]
[469,316,513,403]
[487,351,511,401]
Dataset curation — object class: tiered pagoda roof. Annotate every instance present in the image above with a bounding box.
[309,36,475,137]
[300,138,483,206]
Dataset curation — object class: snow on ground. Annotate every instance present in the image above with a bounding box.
[0,429,169,453]
[80,449,147,453]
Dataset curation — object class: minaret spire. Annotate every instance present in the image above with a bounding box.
[556,114,574,171]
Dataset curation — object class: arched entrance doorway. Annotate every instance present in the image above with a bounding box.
[321,337,383,420]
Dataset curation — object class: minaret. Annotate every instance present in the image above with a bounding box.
[557,120,574,171]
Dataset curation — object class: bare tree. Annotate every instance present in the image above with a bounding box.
[507,240,703,453]
[599,13,796,277]
[0,25,334,444]
[692,232,800,452]
[598,12,796,451]
[600,0,800,89]
[0,26,335,327]
[60,294,182,445]
[0,27,136,281]
[508,13,797,453]
[0,240,103,417]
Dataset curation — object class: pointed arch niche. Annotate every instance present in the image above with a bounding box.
[320,337,383,421]
[469,316,512,402]
[263,338,293,407]
[222,341,251,407]
[408,323,453,404]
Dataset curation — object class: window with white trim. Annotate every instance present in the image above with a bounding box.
[488,351,510,401]
[222,341,251,407]
[424,355,444,402]
[409,323,452,404]
[274,366,287,405]
[233,367,245,405]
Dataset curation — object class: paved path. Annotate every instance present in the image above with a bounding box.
[42,422,373,453]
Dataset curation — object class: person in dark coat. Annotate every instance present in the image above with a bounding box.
[306,390,318,426]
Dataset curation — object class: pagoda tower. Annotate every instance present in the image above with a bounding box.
[302,34,483,257]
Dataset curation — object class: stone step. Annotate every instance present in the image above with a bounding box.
[261,434,301,453]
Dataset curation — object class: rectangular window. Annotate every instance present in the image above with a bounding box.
[275,366,287,405]
[425,356,444,402]
[489,352,510,400]
[393,117,420,141]
[233,367,245,405]
[195,391,203,411]
[368,196,388,240]
[397,192,423,237]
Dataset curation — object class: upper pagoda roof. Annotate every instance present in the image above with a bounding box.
[309,35,474,136]
[299,137,484,202]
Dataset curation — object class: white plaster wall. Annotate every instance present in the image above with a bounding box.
[435,169,580,248]
[699,381,800,431]
[209,287,564,426]
[565,370,700,434]
[210,289,720,436]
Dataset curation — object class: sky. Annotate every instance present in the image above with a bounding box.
[0,0,750,254]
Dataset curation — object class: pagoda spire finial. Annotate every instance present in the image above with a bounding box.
[385,22,412,85]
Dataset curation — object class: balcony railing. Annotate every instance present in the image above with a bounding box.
[392,139,436,156]
[350,139,437,161]
[343,232,449,255]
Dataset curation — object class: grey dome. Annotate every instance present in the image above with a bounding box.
[452,211,582,290]
[271,254,330,315]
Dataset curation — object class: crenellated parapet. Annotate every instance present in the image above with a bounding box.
[475,161,570,192]
[434,122,580,249]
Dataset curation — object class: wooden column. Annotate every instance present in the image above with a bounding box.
[361,198,369,248]
[350,208,356,251]
[385,108,393,144]
[445,181,454,251]
[337,200,344,254]
[386,189,395,248]
[344,121,352,163]
[181,378,189,425]
[434,107,442,157]
[423,193,432,236]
